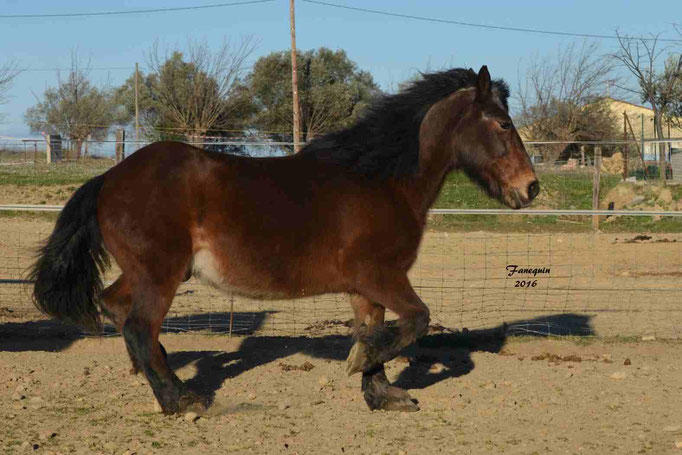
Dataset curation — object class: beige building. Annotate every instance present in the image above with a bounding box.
[606,98,682,155]
[518,98,682,179]
[519,98,682,145]
[605,99,682,181]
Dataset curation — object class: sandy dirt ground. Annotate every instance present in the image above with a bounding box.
[1,334,682,455]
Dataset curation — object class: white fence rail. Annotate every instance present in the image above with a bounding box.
[3,205,682,217]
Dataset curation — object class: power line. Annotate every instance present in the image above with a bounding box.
[17,64,255,73]
[19,66,144,72]
[303,0,682,43]
[0,0,274,19]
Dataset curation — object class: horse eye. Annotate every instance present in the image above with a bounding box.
[499,121,513,131]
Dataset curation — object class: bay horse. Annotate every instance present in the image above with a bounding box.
[30,66,538,414]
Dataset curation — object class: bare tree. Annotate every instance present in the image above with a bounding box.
[516,41,619,162]
[611,30,682,179]
[0,59,21,120]
[145,37,257,140]
[25,52,115,159]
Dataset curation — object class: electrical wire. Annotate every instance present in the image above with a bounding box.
[0,0,275,19]
[303,0,682,43]
[19,67,143,72]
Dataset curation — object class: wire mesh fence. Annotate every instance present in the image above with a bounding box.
[0,136,295,163]
[1,212,681,339]
[1,137,681,338]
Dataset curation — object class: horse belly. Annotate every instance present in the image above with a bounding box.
[190,248,336,300]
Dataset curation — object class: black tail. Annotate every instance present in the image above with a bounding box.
[29,174,109,332]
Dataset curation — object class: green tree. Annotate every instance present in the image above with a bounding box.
[659,55,682,128]
[114,38,256,141]
[25,56,114,159]
[247,47,380,143]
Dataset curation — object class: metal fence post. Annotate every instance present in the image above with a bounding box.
[592,146,602,230]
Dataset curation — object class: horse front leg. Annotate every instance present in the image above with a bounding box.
[346,281,429,412]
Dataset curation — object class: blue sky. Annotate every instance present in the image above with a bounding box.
[1,0,680,138]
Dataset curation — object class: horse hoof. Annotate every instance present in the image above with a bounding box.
[177,392,209,414]
[381,387,420,412]
[365,386,419,412]
[346,341,370,376]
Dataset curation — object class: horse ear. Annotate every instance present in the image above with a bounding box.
[475,65,491,101]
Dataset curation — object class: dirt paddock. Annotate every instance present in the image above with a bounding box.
[2,218,682,454]
[1,334,682,454]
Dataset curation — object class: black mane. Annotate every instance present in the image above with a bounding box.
[298,67,509,179]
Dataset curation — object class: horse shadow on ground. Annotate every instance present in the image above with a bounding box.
[167,312,593,406]
[0,311,592,407]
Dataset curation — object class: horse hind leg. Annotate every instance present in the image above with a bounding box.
[347,294,421,412]
[100,275,140,374]
[122,279,206,414]
[100,275,131,331]
[101,275,168,376]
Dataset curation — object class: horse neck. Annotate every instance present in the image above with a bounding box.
[396,149,454,221]
[396,91,470,220]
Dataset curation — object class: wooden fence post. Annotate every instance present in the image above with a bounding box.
[592,146,602,230]
[115,129,126,164]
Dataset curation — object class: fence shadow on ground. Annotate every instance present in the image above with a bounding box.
[0,311,270,352]
[168,313,593,407]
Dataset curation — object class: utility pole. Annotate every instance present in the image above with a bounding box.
[134,62,140,149]
[289,0,301,153]
[623,112,628,180]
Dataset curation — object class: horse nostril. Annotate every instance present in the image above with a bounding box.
[528,180,540,200]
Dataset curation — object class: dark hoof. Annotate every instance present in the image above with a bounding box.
[376,386,419,412]
[177,391,209,414]
[365,385,419,412]
[156,391,209,415]
[362,367,419,412]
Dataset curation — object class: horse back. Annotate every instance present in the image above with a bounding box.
[97,141,422,298]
